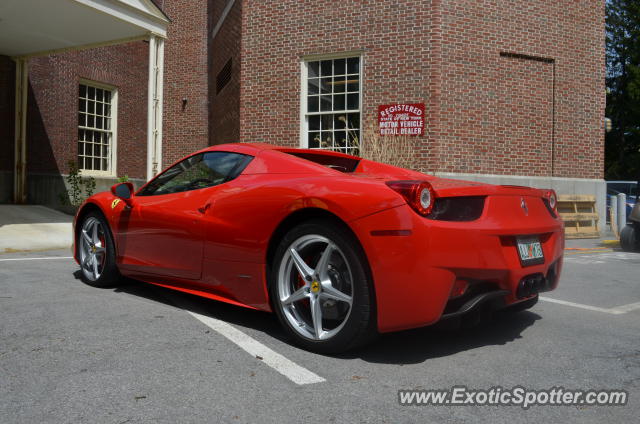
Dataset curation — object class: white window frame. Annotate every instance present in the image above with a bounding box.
[78,79,118,177]
[299,52,363,154]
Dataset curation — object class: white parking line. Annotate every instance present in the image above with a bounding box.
[172,297,326,386]
[540,297,640,315]
[0,256,72,262]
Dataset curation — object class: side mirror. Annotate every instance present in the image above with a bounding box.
[111,182,134,205]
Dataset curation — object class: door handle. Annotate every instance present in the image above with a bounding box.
[198,203,211,214]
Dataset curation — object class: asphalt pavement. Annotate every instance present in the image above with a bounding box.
[0,241,638,423]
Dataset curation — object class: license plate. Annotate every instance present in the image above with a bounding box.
[517,237,544,266]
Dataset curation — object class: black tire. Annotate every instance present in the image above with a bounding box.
[269,219,376,353]
[620,224,640,252]
[504,295,538,313]
[77,211,120,287]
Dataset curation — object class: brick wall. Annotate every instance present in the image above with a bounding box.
[161,0,211,167]
[27,42,149,178]
[437,0,605,179]
[238,0,605,179]
[210,0,242,145]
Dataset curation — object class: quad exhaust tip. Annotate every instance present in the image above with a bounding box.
[516,274,547,299]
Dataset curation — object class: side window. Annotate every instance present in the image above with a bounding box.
[138,152,252,196]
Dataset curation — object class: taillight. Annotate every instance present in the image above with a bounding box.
[386,180,436,216]
[543,189,558,217]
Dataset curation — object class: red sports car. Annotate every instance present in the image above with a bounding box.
[73,143,564,353]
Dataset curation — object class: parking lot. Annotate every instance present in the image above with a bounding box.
[1,240,638,423]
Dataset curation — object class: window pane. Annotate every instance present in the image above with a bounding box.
[320,95,332,111]
[333,94,345,111]
[309,115,320,131]
[307,96,319,112]
[321,77,331,94]
[321,60,332,77]
[79,113,86,127]
[347,57,359,74]
[79,99,86,112]
[94,158,101,170]
[334,131,347,148]
[347,93,359,110]
[104,91,111,103]
[320,132,333,149]
[308,61,319,78]
[96,117,103,129]
[309,132,320,148]
[333,76,346,93]
[334,114,347,129]
[347,77,359,92]
[79,85,87,98]
[88,101,95,114]
[87,115,95,128]
[78,141,84,155]
[96,103,103,116]
[321,114,333,131]
[334,58,346,75]
[88,86,95,99]
[347,113,360,129]
[308,79,319,95]
[96,89,103,102]
[104,104,110,117]
[348,130,360,147]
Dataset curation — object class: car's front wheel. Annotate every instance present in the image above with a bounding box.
[270,220,375,353]
[77,211,120,287]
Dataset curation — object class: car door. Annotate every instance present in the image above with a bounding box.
[115,151,252,280]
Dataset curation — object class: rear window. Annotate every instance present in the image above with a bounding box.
[284,151,360,173]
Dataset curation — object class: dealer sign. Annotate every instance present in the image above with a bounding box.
[378,103,425,136]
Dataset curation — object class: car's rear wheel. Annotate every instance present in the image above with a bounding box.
[77,211,120,287]
[620,224,640,252]
[270,220,375,353]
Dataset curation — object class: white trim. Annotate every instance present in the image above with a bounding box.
[298,60,307,147]
[73,0,169,36]
[301,50,364,62]
[77,79,118,177]
[146,35,164,180]
[210,0,238,41]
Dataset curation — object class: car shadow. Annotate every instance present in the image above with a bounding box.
[341,311,541,364]
[73,272,542,365]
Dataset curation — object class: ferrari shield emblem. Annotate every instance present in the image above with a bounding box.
[311,281,320,293]
[111,199,121,209]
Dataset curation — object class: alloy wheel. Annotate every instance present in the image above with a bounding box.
[79,216,107,282]
[277,234,354,341]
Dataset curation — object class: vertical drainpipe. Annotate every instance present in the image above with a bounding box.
[13,58,28,204]
[147,34,165,181]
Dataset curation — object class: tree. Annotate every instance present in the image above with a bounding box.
[606,0,640,184]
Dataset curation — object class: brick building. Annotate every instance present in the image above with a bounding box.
[0,0,606,225]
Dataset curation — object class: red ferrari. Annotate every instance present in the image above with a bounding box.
[73,143,564,353]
